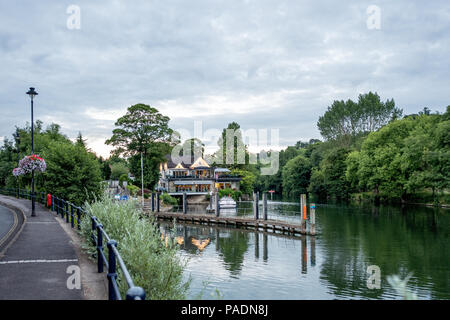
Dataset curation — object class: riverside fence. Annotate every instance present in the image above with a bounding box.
[0,187,145,300]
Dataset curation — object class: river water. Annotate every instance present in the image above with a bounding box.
[162,201,450,300]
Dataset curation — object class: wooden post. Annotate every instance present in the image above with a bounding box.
[253,192,259,220]
[263,233,268,262]
[300,194,306,234]
[215,191,220,217]
[310,236,316,267]
[254,232,259,259]
[310,203,316,236]
[215,229,220,251]
[183,192,187,214]
[156,193,160,212]
[301,236,307,274]
[262,192,268,221]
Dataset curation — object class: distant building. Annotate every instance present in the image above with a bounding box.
[158,156,241,195]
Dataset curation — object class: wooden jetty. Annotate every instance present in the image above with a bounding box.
[145,192,317,237]
[150,211,314,236]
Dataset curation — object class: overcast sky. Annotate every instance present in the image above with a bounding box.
[0,0,449,158]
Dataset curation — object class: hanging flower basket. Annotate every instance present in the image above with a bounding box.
[12,154,46,176]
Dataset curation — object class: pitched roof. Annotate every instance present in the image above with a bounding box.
[190,157,210,169]
[174,163,185,169]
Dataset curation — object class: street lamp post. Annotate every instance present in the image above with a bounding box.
[26,87,38,217]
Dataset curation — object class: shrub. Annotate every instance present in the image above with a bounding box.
[126,184,140,197]
[119,174,130,187]
[160,193,178,206]
[79,194,190,299]
[219,188,242,201]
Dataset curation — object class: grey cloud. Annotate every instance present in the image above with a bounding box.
[0,0,449,157]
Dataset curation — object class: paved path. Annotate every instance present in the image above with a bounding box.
[0,195,83,300]
[0,205,16,250]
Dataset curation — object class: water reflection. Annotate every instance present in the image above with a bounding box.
[157,202,450,300]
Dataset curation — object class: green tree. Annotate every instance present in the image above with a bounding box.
[110,162,129,180]
[213,122,250,169]
[231,168,256,195]
[281,155,311,198]
[106,104,174,189]
[42,141,103,205]
[317,92,402,146]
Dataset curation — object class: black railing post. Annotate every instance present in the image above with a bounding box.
[151,193,155,212]
[70,204,74,228]
[77,207,81,230]
[156,193,160,212]
[96,223,104,273]
[107,240,118,300]
[91,216,96,232]
[66,201,69,223]
[126,287,146,300]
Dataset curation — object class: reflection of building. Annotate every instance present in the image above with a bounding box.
[158,156,241,195]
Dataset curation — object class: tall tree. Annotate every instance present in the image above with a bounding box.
[105,104,174,189]
[213,122,250,169]
[317,92,402,146]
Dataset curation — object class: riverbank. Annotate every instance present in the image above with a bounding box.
[349,190,450,208]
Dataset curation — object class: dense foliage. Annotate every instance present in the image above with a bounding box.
[106,104,175,189]
[255,94,449,205]
[80,194,189,299]
[0,122,103,205]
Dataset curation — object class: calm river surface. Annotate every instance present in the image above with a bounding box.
[161,201,450,300]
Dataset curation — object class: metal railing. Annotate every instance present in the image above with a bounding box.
[0,187,146,300]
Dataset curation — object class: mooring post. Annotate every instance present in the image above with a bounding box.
[310,235,316,266]
[263,233,268,262]
[301,236,307,274]
[156,192,160,212]
[151,193,155,212]
[300,194,307,234]
[262,192,268,221]
[254,232,259,259]
[183,192,187,214]
[310,203,316,236]
[215,229,220,251]
[253,192,259,220]
[215,191,220,217]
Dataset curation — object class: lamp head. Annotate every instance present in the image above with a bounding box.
[26,87,38,100]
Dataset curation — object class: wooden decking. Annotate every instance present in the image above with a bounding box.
[149,211,315,236]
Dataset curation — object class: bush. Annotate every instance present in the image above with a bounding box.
[119,174,130,187]
[161,193,178,206]
[79,194,190,299]
[219,188,242,201]
[110,162,129,180]
[126,184,140,197]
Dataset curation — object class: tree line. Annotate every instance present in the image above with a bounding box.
[1,91,448,206]
[256,92,449,205]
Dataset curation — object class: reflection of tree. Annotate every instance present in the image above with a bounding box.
[218,231,250,277]
[318,205,450,299]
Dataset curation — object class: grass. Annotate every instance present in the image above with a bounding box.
[79,193,190,300]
